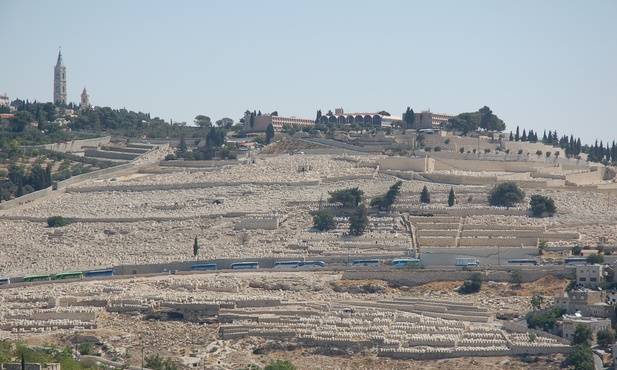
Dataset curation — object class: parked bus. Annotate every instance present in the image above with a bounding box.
[54,271,84,280]
[507,259,538,266]
[85,268,115,278]
[0,278,10,285]
[351,259,380,267]
[23,274,52,282]
[392,258,421,268]
[298,261,326,268]
[190,263,218,271]
[273,261,301,268]
[564,257,587,266]
[230,262,259,270]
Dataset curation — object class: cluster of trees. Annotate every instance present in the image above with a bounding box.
[509,126,540,143]
[445,106,506,135]
[1,160,53,201]
[0,341,97,370]
[529,195,556,217]
[487,182,557,217]
[370,181,402,211]
[173,125,238,161]
[509,124,616,165]
[314,182,405,236]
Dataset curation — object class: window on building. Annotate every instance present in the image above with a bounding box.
[590,278,597,282]
[579,277,587,282]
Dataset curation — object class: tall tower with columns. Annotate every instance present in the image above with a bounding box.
[53,48,67,105]
[80,87,90,110]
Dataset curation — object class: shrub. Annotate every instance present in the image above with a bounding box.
[458,272,482,294]
[529,194,556,217]
[47,215,70,227]
[313,210,336,231]
[433,146,441,152]
[488,182,525,207]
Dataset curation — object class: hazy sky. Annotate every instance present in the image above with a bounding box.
[1,1,615,145]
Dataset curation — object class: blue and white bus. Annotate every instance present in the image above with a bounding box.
[0,278,10,285]
[230,262,259,270]
[273,261,301,268]
[351,259,380,267]
[507,259,538,266]
[298,261,326,268]
[85,268,115,278]
[392,258,421,268]
[190,263,218,271]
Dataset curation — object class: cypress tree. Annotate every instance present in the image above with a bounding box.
[420,186,431,204]
[515,126,520,141]
[447,188,455,207]
[193,236,199,258]
[509,132,513,141]
[45,164,52,188]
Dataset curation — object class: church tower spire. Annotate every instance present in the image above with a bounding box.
[53,47,67,106]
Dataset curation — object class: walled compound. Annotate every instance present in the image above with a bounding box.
[1,150,616,277]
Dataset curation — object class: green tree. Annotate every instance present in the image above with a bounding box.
[328,188,363,208]
[265,123,275,144]
[420,185,430,204]
[216,117,234,129]
[370,181,402,211]
[193,236,199,258]
[446,112,480,135]
[10,111,34,132]
[447,188,455,207]
[530,295,544,309]
[264,360,297,370]
[585,253,604,264]
[348,205,368,236]
[488,182,525,207]
[511,270,523,285]
[458,272,482,294]
[478,106,506,131]
[47,215,70,227]
[568,344,594,370]
[572,324,593,345]
[313,210,336,231]
[404,107,415,127]
[538,239,548,255]
[596,329,615,348]
[176,136,187,158]
[525,308,565,330]
[45,163,53,188]
[194,115,212,129]
[529,195,556,217]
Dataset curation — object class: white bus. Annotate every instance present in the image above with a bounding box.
[230,262,259,270]
[351,259,380,267]
[392,258,421,268]
[298,261,326,268]
[507,259,538,266]
[273,261,301,268]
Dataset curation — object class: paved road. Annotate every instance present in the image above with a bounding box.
[419,247,539,266]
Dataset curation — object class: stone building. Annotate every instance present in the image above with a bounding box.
[559,314,611,343]
[80,87,90,110]
[243,112,314,133]
[576,264,606,286]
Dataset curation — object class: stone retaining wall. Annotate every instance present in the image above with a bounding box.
[23,136,111,153]
[342,267,574,286]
